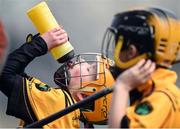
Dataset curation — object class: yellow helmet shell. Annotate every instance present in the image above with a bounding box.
[146,8,180,67]
[80,55,115,124]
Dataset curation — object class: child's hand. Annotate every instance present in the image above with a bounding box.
[41,26,68,51]
[115,59,156,92]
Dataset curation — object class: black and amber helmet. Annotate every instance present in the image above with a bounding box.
[102,7,180,69]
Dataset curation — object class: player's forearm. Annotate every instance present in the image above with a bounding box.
[2,37,48,75]
[109,83,129,128]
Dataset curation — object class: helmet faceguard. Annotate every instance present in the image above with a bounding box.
[101,7,180,70]
[54,53,115,124]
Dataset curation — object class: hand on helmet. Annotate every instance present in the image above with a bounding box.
[41,26,68,51]
[114,59,156,92]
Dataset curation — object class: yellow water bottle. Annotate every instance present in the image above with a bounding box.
[27,2,74,63]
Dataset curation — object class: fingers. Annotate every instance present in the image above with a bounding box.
[139,60,152,73]
[132,59,146,70]
[55,33,68,43]
[51,26,62,33]
[51,26,66,37]
[114,59,156,92]
[41,25,68,50]
[131,59,155,83]
[57,36,68,44]
[140,60,155,74]
[132,59,155,73]
[138,59,156,83]
[149,62,156,74]
[50,26,68,44]
[55,30,66,37]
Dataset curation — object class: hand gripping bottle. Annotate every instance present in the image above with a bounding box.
[27,2,74,63]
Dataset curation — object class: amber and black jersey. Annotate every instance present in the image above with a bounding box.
[0,37,80,128]
[120,68,180,128]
